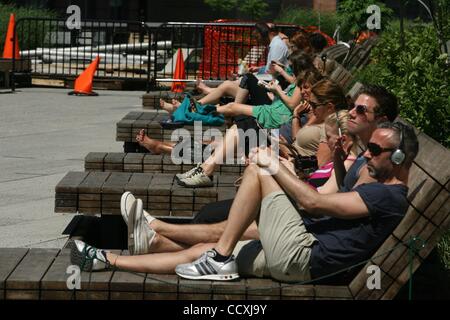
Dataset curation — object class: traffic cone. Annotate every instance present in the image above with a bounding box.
[2,13,20,59]
[171,49,186,93]
[68,56,100,96]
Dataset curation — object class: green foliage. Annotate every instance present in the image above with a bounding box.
[0,3,59,51]
[337,0,393,40]
[438,229,450,270]
[356,20,450,148]
[276,7,338,37]
[204,0,238,13]
[239,0,269,20]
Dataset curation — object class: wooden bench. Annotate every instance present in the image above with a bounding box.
[116,111,227,153]
[84,152,245,175]
[54,172,238,217]
[43,128,450,300]
[320,43,350,64]
[329,63,354,91]
[142,91,204,110]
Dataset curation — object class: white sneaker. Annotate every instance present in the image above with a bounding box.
[128,199,156,255]
[175,163,202,181]
[70,240,110,271]
[120,191,136,226]
[177,166,214,188]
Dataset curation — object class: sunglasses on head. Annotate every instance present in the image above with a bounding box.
[367,142,395,156]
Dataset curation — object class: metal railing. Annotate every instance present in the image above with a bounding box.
[11,18,300,92]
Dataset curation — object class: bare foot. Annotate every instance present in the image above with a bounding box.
[171,99,181,109]
[196,79,212,94]
[159,99,175,113]
[136,129,162,154]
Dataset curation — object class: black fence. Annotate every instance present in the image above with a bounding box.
[11,18,300,91]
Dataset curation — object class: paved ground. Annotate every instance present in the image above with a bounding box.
[0,88,143,248]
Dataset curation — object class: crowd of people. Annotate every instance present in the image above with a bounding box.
[70,22,419,285]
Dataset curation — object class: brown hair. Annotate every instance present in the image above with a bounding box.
[289,31,313,54]
[311,79,348,111]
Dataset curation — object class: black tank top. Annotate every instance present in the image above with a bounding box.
[340,153,366,192]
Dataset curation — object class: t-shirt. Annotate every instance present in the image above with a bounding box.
[305,183,409,279]
[340,153,366,192]
[293,123,324,157]
[264,35,289,73]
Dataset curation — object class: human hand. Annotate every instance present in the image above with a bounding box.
[279,156,296,175]
[248,66,260,73]
[293,101,311,117]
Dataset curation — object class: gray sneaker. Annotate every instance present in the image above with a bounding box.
[177,166,214,188]
[175,250,239,281]
[128,199,156,255]
[70,240,110,271]
[175,163,202,181]
[120,191,136,226]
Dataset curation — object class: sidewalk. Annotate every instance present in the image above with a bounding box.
[0,88,143,248]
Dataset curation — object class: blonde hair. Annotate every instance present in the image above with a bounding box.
[325,110,350,135]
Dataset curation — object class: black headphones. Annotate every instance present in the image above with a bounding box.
[390,122,406,165]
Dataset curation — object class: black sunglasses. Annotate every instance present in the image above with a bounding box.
[367,142,395,156]
[354,104,375,115]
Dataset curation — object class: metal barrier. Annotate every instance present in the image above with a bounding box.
[11,18,300,92]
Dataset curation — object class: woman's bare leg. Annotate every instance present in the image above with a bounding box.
[198,80,240,105]
[148,233,188,253]
[136,129,175,155]
[216,102,254,117]
[234,87,249,104]
[105,243,215,274]
[201,124,240,176]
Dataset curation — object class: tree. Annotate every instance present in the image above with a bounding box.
[239,0,269,20]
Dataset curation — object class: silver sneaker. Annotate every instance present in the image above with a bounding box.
[177,166,214,188]
[70,240,110,271]
[175,250,239,281]
[175,163,202,181]
[128,198,156,255]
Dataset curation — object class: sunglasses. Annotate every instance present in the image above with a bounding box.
[308,100,326,109]
[354,104,375,115]
[367,142,395,156]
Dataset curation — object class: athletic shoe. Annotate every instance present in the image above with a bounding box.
[177,166,214,188]
[128,199,156,255]
[175,250,239,281]
[70,239,110,271]
[175,163,202,181]
[120,191,136,226]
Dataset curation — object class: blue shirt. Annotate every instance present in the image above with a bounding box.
[306,183,409,279]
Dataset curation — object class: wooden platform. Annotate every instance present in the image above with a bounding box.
[142,91,204,110]
[84,152,245,175]
[55,172,238,217]
[116,111,227,143]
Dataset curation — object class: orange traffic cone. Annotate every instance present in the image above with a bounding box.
[3,13,20,59]
[68,56,100,96]
[171,49,186,93]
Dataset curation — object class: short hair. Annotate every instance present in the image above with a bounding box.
[309,33,328,52]
[255,22,271,41]
[289,31,313,54]
[378,122,419,168]
[357,84,399,122]
[311,79,348,111]
[288,50,314,79]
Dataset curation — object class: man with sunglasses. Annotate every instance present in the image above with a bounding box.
[318,84,399,194]
[175,122,419,282]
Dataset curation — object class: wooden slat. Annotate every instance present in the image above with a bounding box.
[109,251,145,300]
[281,284,314,300]
[78,172,111,194]
[406,163,442,213]
[55,171,89,193]
[414,132,450,185]
[212,279,246,300]
[40,249,74,300]
[0,248,29,300]
[246,278,280,300]
[178,278,212,300]
[144,274,178,300]
[6,249,59,300]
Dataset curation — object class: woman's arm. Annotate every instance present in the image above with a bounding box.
[269,84,302,110]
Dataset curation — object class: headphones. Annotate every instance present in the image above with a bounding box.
[390,122,406,165]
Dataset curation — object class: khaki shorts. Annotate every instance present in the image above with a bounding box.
[233,191,317,282]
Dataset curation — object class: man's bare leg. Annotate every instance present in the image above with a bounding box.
[196,79,213,95]
[147,233,188,253]
[105,243,215,274]
[214,164,282,256]
[149,218,259,246]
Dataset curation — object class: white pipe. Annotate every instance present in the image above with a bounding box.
[41,52,154,64]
